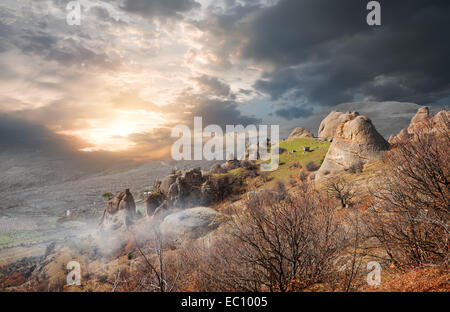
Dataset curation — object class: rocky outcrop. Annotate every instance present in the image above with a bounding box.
[144,167,243,217]
[408,107,430,133]
[432,110,450,129]
[160,207,229,240]
[100,189,136,231]
[389,128,409,144]
[318,111,360,139]
[390,107,449,144]
[317,114,389,179]
[221,159,241,172]
[288,127,314,139]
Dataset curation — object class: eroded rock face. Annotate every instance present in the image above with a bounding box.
[144,167,242,216]
[318,111,360,139]
[100,189,136,231]
[316,115,389,179]
[390,107,449,144]
[288,127,314,139]
[432,110,450,129]
[160,207,228,240]
[408,107,430,133]
[144,191,165,216]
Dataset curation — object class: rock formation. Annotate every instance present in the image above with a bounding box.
[160,207,228,240]
[316,114,389,179]
[389,107,449,144]
[99,189,136,231]
[432,110,450,129]
[318,111,360,139]
[407,106,430,134]
[144,167,242,217]
[288,127,314,139]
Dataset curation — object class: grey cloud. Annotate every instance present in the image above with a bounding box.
[164,90,260,128]
[274,105,313,120]
[119,0,201,20]
[189,97,260,127]
[0,3,120,70]
[192,75,231,97]
[0,114,84,152]
[243,0,450,107]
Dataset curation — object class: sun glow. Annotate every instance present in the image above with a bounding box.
[60,111,170,152]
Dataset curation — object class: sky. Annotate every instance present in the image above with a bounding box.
[0,0,449,160]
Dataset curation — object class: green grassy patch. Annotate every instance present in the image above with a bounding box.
[263,138,330,187]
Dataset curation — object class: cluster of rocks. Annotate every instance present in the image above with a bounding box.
[389,107,449,144]
[98,162,247,240]
[98,157,255,234]
[145,164,244,218]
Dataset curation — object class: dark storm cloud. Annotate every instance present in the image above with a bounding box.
[189,96,260,127]
[244,0,450,106]
[192,75,231,97]
[119,0,201,19]
[274,105,313,120]
[164,91,260,128]
[0,114,84,152]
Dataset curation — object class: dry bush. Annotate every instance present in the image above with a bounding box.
[113,230,184,292]
[326,177,355,209]
[274,180,287,200]
[241,160,257,170]
[288,176,296,187]
[259,171,272,182]
[365,118,449,267]
[197,182,355,291]
[298,170,308,182]
[361,265,450,292]
[346,161,364,174]
[305,161,319,172]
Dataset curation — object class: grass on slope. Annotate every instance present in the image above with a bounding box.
[209,138,331,190]
[263,138,330,187]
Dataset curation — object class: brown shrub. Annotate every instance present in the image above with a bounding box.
[305,161,319,172]
[197,182,355,291]
[346,161,364,174]
[364,117,450,267]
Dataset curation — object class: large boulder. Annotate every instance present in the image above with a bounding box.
[288,127,314,139]
[100,189,136,230]
[160,207,228,240]
[318,111,360,139]
[316,115,389,179]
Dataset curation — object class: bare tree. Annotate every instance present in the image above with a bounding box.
[112,230,182,292]
[365,117,449,266]
[326,177,355,209]
[199,182,354,291]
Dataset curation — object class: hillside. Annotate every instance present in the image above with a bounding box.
[0,107,448,292]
